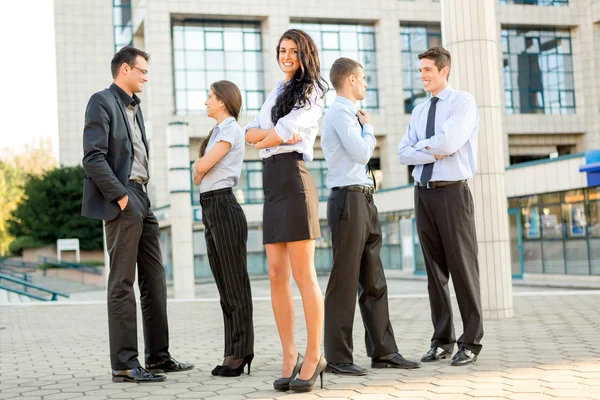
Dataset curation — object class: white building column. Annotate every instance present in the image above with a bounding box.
[167,122,195,299]
[441,0,513,319]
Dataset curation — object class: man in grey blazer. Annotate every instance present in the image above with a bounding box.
[82,46,193,382]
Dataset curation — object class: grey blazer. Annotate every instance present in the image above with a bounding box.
[81,83,148,221]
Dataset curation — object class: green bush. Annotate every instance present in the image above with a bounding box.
[8,236,43,256]
[7,166,103,251]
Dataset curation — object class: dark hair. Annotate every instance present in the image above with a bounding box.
[199,80,243,157]
[330,57,363,91]
[271,29,328,125]
[111,46,150,78]
[418,46,451,79]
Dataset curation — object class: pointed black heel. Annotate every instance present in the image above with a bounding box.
[273,353,303,391]
[219,354,254,377]
[289,355,327,392]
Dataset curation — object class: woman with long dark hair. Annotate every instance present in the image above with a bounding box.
[245,29,328,393]
[192,80,254,378]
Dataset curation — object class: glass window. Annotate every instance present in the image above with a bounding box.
[562,203,586,238]
[508,195,538,208]
[590,201,600,238]
[173,21,265,115]
[236,161,264,204]
[502,27,575,114]
[499,0,568,5]
[588,186,600,201]
[290,22,379,110]
[541,192,560,205]
[522,207,541,239]
[400,24,442,113]
[563,189,585,203]
[541,205,563,239]
[112,0,133,52]
[306,159,329,201]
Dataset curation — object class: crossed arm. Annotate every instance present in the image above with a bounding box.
[397,95,477,165]
[192,141,232,185]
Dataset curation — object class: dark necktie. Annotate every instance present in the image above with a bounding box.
[356,113,377,190]
[420,97,439,185]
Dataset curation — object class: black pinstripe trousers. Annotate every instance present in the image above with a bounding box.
[200,187,254,358]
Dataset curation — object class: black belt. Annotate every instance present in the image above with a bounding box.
[414,180,466,189]
[128,180,147,193]
[332,185,374,194]
[263,151,303,164]
[200,187,232,200]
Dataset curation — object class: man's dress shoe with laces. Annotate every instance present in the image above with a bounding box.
[146,357,194,373]
[451,348,477,366]
[325,363,368,376]
[112,367,165,383]
[371,353,421,369]
[421,346,449,362]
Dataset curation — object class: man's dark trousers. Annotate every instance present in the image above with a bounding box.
[324,188,398,363]
[104,182,170,370]
[414,181,483,355]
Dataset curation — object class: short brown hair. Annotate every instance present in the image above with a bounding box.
[418,47,451,79]
[329,57,363,90]
[111,46,150,78]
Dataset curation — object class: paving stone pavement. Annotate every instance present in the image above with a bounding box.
[2,291,600,399]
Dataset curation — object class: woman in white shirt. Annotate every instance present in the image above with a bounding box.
[245,29,327,393]
[192,80,254,378]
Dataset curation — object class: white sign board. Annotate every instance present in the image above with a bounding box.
[57,238,80,263]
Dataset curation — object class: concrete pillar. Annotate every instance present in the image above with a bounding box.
[167,122,195,299]
[441,0,513,319]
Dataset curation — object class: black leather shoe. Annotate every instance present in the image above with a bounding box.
[421,346,449,362]
[112,367,165,383]
[274,353,303,391]
[211,365,224,376]
[219,354,254,377]
[451,348,477,366]
[325,363,368,376]
[371,353,421,369]
[289,355,327,392]
[146,357,194,373]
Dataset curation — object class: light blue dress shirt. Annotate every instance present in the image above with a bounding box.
[200,117,245,193]
[397,85,479,182]
[321,96,376,189]
[244,80,324,162]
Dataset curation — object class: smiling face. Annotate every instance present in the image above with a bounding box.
[352,67,368,101]
[122,55,149,94]
[204,89,225,120]
[278,38,300,80]
[419,57,448,96]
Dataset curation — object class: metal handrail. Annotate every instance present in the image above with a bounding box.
[39,256,102,276]
[0,273,69,301]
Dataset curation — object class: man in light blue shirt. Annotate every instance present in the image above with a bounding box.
[322,58,421,376]
[398,47,483,366]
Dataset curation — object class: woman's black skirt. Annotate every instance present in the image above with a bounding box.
[262,152,321,244]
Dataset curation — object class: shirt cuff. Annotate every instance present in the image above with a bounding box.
[113,192,128,203]
[274,125,293,143]
[362,123,375,136]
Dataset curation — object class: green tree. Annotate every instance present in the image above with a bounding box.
[0,161,25,255]
[0,138,56,256]
[8,166,103,251]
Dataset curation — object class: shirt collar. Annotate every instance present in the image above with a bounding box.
[432,85,453,102]
[111,83,141,107]
[216,116,235,130]
[334,96,358,114]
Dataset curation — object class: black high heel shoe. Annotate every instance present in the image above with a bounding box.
[273,353,303,391]
[289,355,327,392]
[219,354,254,377]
